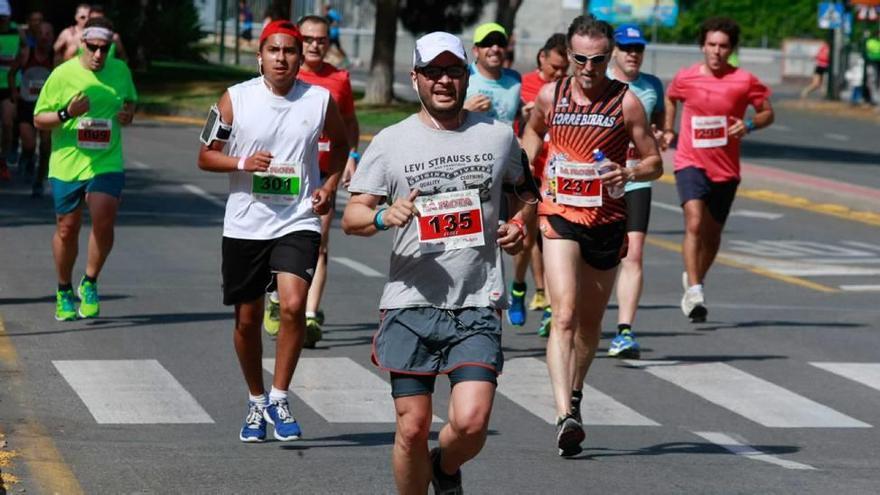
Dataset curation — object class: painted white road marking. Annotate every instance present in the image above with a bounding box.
[840,284,880,291]
[693,431,816,470]
[182,184,226,208]
[53,360,214,424]
[810,363,880,392]
[651,200,682,214]
[626,361,870,428]
[332,256,384,278]
[767,124,791,131]
[728,210,784,220]
[128,160,151,170]
[498,358,658,426]
[264,358,441,423]
[824,133,850,141]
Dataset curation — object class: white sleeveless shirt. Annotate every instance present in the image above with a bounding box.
[223,77,329,240]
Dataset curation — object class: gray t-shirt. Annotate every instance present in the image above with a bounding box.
[349,112,523,310]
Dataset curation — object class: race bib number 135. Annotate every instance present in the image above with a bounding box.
[415,189,484,253]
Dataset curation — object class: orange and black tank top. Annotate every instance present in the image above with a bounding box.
[538,76,629,227]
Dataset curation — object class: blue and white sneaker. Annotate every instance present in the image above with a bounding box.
[607,329,640,359]
[263,398,302,441]
[507,284,527,326]
[239,401,267,443]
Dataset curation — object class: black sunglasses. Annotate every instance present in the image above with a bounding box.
[617,44,645,54]
[569,51,610,66]
[476,34,508,48]
[418,65,468,80]
[84,41,111,53]
[303,35,328,45]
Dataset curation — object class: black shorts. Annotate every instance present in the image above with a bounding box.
[814,66,828,76]
[16,99,35,126]
[624,188,651,233]
[540,215,627,270]
[675,166,739,224]
[0,88,10,101]
[221,230,321,305]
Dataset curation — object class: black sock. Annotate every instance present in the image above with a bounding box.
[58,283,73,292]
[83,275,97,284]
[617,323,631,335]
[535,288,545,295]
[571,389,582,409]
[511,281,527,292]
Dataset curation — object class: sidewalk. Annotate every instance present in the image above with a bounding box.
[779,98,880,124]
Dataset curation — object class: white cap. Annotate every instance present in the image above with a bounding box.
[0,0,10,17]
[413,31,467,68]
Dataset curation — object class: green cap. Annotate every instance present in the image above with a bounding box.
[473,22,507,45]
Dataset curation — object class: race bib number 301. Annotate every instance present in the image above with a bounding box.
[555,161,602,208]
[252,162,301,204]
[76,118,112,150]
[692,115,728,148]
[415,189,484,253]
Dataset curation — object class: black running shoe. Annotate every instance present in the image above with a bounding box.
[430,447,463,495]
[556,413,585,457]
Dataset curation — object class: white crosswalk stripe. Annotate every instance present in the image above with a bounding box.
[264,357,441,423]
[498,358,659,426]
[53,360,214,424]
[810,362,880,392]
[627,360,871,428]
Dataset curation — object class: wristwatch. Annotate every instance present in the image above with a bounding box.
[58,108,72,122]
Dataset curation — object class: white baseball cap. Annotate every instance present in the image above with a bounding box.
[413,31,467,68]
[0,0,11,17]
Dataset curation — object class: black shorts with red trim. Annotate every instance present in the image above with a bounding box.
[540,215,627,270]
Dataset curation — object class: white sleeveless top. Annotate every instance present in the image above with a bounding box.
[223,77,329,240]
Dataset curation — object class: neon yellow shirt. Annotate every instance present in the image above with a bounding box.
[34,57,137,181]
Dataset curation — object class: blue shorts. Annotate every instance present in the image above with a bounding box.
[675,166,739,224]
[50,172,125,215]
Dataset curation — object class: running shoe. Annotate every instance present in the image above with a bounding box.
[681,271,689,291]
[430,447,463,495]
[263,292,280,337]
[315,309,325,326]
[528,290,548,311]
[55,288,77,321]
[555,413,585,457]
[304,317,322,349]
[263,398,302,441]
[681,287,707,323]
[536,308,552,338]
[570,401,582,424]
[607,328,641,359]
[77,277,100,318]
[507,284,527,326]
[239,400,267,443]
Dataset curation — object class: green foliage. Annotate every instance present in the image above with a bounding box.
[399,0,487,36]
[655,0,824,47]
[116,0,205,61]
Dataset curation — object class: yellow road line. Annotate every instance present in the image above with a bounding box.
[645,237,839,293]
[0,315,83,495]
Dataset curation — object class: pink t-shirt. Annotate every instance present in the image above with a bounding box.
[667,63,771,182]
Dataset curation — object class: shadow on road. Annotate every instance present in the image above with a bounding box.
[695,320,866,332]
[4,311,230,336]
[0,294,129,305]
[570,440,800,461]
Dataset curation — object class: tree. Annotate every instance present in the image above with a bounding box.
[398,0,486,35]
[495,0,523,34]
[364,0,399,104]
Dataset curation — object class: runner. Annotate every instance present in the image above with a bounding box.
[323,4,348,65]
[53,4,90,63]
[342,31,533,493]
[522,14,661,456]
[663,17,773,323]
[0,2,17,182]
[800,40,829,100]
[261,14,360,347]
[8,20,52,196]
[33,16,137,321]
[196,20,348,443]
[606,24,666,359]
[17,10,43,65]
[519,32,568,337]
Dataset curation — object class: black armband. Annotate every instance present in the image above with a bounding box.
[58,108,72,122]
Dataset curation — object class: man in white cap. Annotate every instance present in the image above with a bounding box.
[343,31,535,495]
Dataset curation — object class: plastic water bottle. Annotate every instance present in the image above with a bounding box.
[593,149,624,199]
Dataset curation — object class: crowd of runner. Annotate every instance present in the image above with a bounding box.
[26,3,774,493]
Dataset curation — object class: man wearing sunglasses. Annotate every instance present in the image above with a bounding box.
[605,24,666,360]
[85,5,127,63]
[663,17,773,323]
[344,31,532,494]
[53,3,90,63]
[522,14,662,457]
[34,16,136,322]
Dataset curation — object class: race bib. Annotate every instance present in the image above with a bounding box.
[76,118,112,149]
[251,162,302,204]
[555,161,602,208]
[625,142,640,169]
[317,139,330,152]
[25,79,45,100]
[692,115,728,148]
[415,189,484,254]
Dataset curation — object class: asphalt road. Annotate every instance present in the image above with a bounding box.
[1,113,879,494]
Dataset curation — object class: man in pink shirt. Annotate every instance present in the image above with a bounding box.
[662,17,774,322]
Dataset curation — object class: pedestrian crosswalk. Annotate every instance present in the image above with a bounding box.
[54,357,878,431]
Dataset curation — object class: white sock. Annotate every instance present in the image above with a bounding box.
[305,311,317,319]
[687,284,704,294]
[249,393,268,408]
[269,386,287,403]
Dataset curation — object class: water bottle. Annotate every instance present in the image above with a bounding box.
[593,149,624,199]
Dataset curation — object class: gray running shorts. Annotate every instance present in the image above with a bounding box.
[372,306,504,377]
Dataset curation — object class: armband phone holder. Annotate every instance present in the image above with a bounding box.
[199,104,233,145]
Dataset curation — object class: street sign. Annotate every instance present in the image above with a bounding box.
[818,2,844,29]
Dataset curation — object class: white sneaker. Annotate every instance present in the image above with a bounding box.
[681,287,707,322]
[681,271,689,291]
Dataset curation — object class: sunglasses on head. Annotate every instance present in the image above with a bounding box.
[418,65,468,80]
[617,43,645,54]
[569,51,609,66]
[84,41,111,53]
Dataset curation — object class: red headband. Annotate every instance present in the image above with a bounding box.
[259,20,303,46]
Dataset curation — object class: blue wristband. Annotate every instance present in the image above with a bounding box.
[373,208,389,230]
[745,118,755,133]
[349,151,361,163]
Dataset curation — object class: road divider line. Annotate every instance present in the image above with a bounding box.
[331,256,384,278]
[646,237,839,293]
[824,133,850,141]
[651,200,682,213]
[128,160,151,170]
[839,284,880,291]
[810,363,880,392]
[182,184,226,208]
[692,431,817,470]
